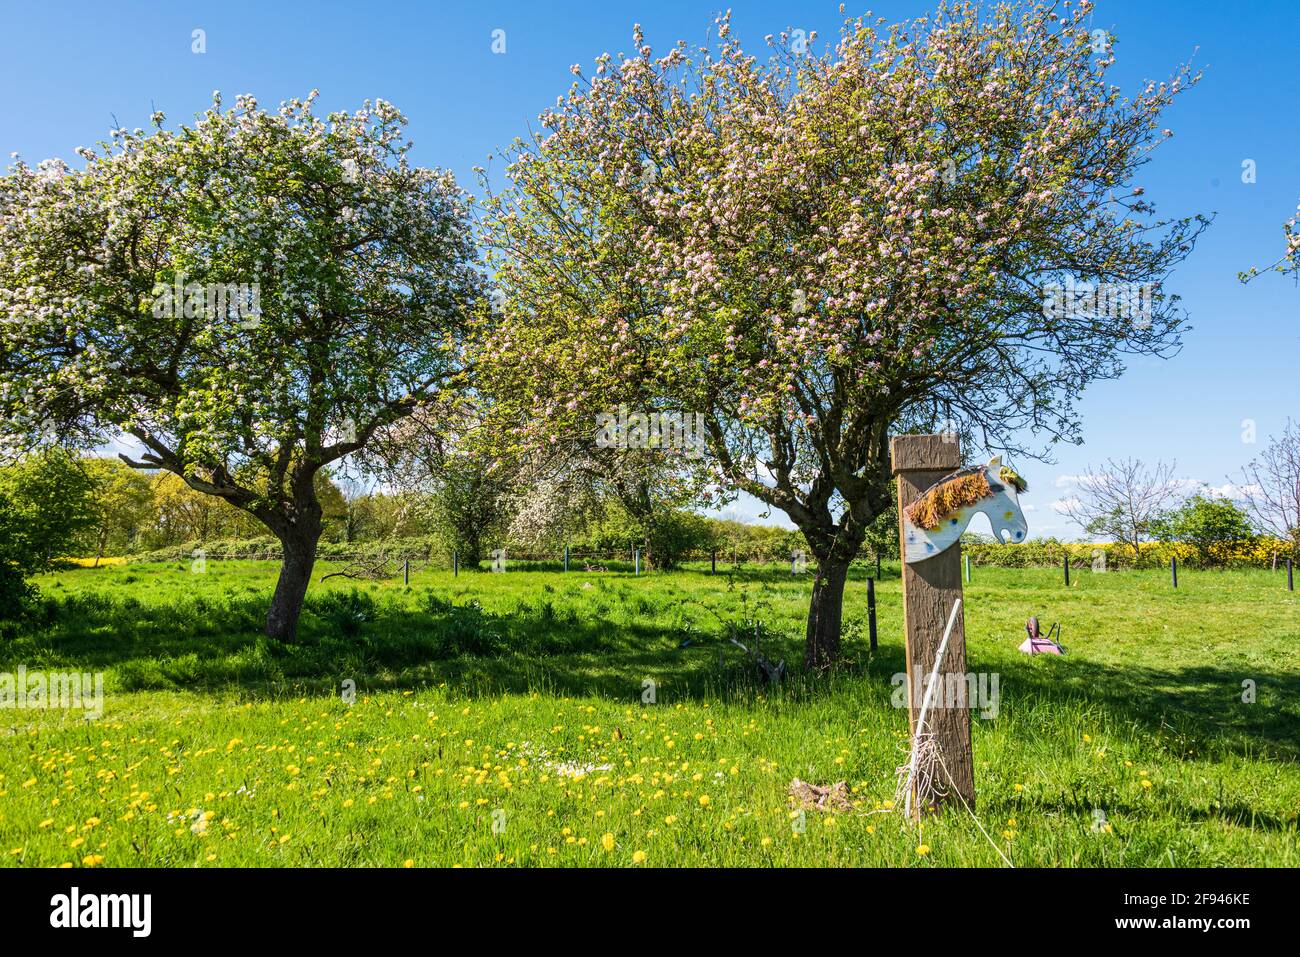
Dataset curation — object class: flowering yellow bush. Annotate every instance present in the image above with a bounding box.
[965,538,1295,570]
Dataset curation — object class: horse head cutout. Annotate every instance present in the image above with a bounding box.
[902,456,1028,564]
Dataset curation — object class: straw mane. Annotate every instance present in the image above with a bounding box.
[904,467,993,531]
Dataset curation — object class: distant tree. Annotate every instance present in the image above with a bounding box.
[481,3,1206,666]
[0,92,480,639]
[0,451,97,615]
[506,469,608,554]
[1238,419,1300,559]
[1061,458,1184,562]
[1152,493,1254,566]
[80,457,156,563]
[422,450,513,568]
[148,471,260,546]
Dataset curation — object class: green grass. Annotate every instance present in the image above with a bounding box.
[1,559,1297,867]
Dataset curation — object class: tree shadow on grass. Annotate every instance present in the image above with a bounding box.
[866,639,1300,764]
[4,575,1296,765]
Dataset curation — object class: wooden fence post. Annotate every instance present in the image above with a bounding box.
[1288,558,1293,592]
[403,559,409,586]
[892,435,975,815]
[1171,556,1178,589]
[1063,553,1070,587]
[453,551,458,577]
[867,576,878,652]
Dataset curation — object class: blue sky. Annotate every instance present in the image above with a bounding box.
[2,0,1296,537]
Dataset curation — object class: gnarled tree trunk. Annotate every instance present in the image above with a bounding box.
[265,506,323,642]
[804,555,850,670]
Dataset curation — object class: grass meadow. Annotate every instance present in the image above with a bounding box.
[1,558,1297,867]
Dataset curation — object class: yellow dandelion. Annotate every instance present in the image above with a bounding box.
[631,850,647,864]
[601,833,615,852]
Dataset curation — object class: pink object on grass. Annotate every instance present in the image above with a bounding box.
[1019,635,1064,655]
[1020,616,1066,655]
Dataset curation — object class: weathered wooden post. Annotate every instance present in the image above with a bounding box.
[892,435,975,815]
[964,553,971,583]
[1171,556,1178,589]
[634,548,640,575]
[711,550,716,574]
[453,551,458,577]
[1288,558,1294,592]
[403,559,410,586]
[1063,552,1070,587]
[867,576,878,652]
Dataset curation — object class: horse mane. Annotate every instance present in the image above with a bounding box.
[904,467,993,531]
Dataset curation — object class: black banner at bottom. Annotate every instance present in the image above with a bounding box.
[0,866,1277,943]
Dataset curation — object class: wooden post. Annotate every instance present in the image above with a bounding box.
[1063,552,1070,587]
[634,548,640,575]
[711,550,716,574]
[453,551,458,577]
[1288,559,1294,592]
[892,435,975,815]
[867,576,878,652]
[1171,556,1178,589]
[964,554,971,583]
[403,559,410,586]
[564,546,570,573]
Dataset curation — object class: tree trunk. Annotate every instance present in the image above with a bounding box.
[805,556,850,670]
[265,526,320,641]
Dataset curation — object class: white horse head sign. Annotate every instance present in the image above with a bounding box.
[902,456,1028,564]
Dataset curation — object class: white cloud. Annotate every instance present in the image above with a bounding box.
[1053,473,1100,489]
[1051,497,1080,515]
[1193,481,1260,500]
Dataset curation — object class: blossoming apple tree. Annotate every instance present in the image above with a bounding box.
[481,1,1207,667]
[0,92,480,639]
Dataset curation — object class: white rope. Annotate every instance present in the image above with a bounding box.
[902,598,962,819]
[889,595,1014,867]
[933,746,1016,868]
